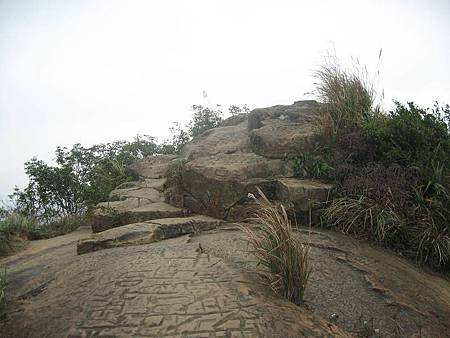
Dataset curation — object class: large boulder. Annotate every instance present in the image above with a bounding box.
[249,100,320,158]
[180,121,250,161]
[168,100,331,220]
[276,178,333,212]
[180,153,293,218]
[128,154,178,178]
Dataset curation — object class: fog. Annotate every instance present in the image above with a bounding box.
[1,0,449,199]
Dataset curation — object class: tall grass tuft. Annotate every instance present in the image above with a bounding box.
[241,188,311,305]
[0,268,6,312]
[314,52,379,140]
[322,196,403,244]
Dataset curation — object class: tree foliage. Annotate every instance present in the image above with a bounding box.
[10,103,251,223]
[11,135,160,221]
[188,105,224,138]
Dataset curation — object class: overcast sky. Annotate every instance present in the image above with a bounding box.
[1,0,449,199]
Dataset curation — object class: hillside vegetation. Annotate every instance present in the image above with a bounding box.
[294,56,450,270]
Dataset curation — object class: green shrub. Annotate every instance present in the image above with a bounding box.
[292,149,334,180]
[241,188,311,304]
[364,102,450,168]
[313,56,450,269]
[0,213,39,239]
[11,136,160,221]
[188,105,224,138]
[0,214,40,255]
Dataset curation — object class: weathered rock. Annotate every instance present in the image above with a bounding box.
[276,178,333,211]
[96,199,147,213]
[108,186,140,201]
[78,215,223,254]
[181,122,250,161]
[128,154,177,179]
[114,181,140,189]
[249,100,320,158]
[220,113,248,127]
[92,202,188,233]
[181,153,291,218]
[138,177,166,191]
[109,186,163,203]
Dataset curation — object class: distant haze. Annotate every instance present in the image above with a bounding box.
[1,0,449,199]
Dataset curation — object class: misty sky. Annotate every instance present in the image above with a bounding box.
[1,0,449,199]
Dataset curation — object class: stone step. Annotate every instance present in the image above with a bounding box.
[92,202,189,233]
[109,186,163,203]
[275,178,333,211]
[138,178,166,191]
[78,215,223,254]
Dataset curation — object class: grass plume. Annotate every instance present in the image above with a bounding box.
[241,187,311,305]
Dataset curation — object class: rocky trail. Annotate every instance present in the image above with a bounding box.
[1,101,449,337]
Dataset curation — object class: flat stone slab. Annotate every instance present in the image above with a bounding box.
[78,215,223,254]
[109,187,163,203]
[96,198,149,213]
[92,202,189,233]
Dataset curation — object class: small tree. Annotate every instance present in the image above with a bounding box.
[188,105,224,137]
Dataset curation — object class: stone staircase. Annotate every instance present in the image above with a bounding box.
[78,101,334,255]
[78,155,219,254]
[91,155,189,233]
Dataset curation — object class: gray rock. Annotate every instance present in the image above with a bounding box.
[78,215,223,254]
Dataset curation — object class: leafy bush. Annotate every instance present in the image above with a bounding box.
[292,148,334,179]
[241,188,311,304]
[11,135,160,221]
[228,104,250,115]
[312,56,450,269]
[319,102,450,268]
[365,102,450,168]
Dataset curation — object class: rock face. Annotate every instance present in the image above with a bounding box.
[171,100,331,220]
[181,153,291,218]
[181,123,251,161]
[248,100,320,158]
[91,100,331,231]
